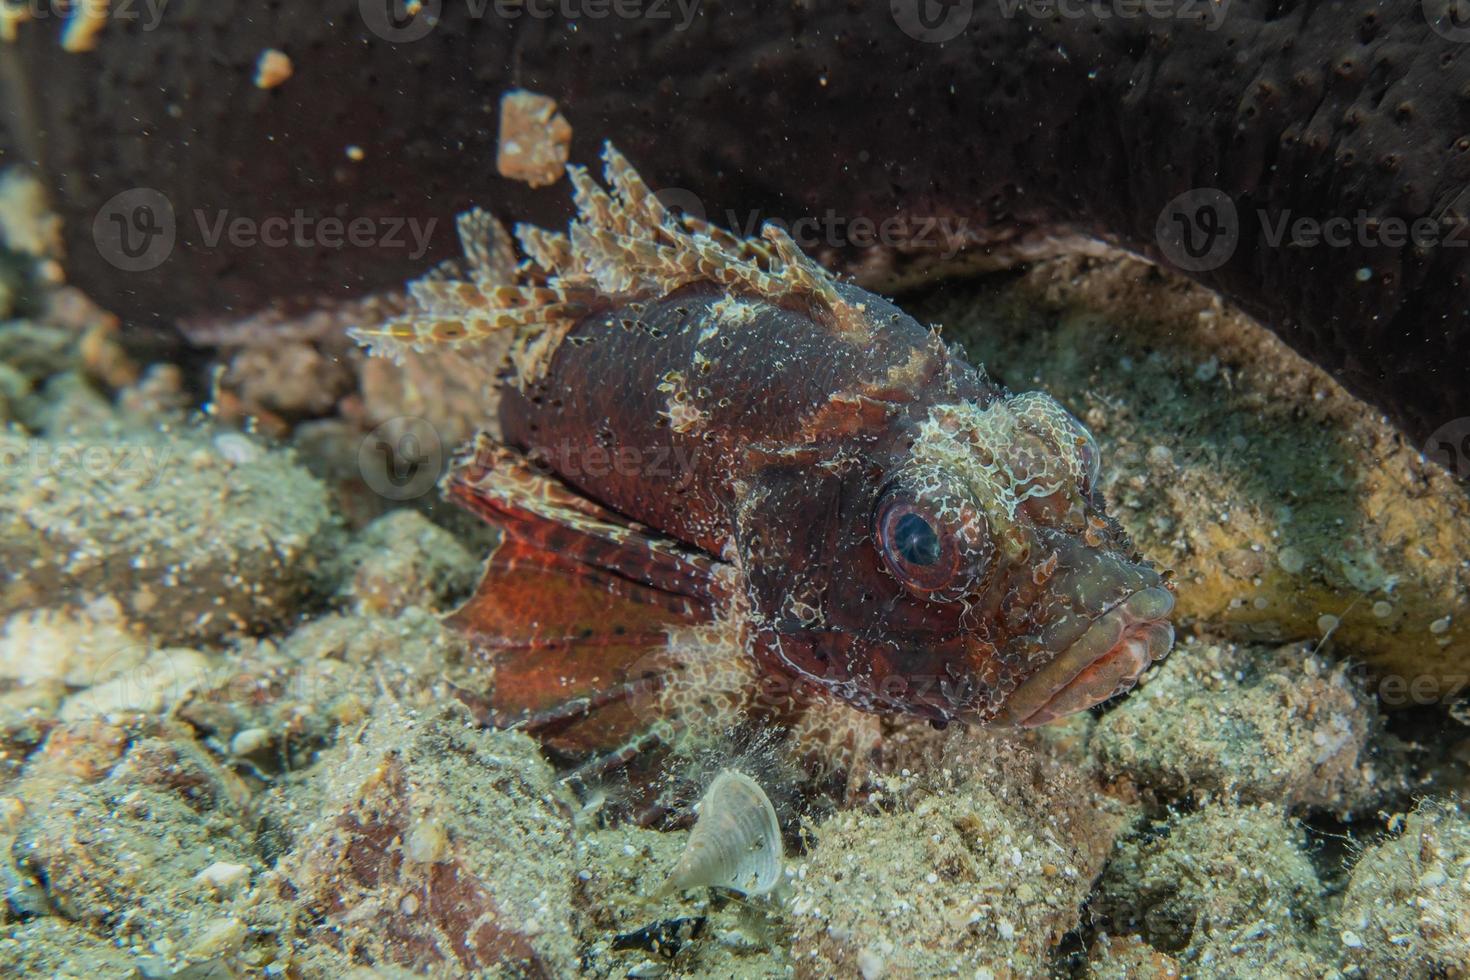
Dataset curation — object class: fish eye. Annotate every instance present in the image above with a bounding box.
[893,512,941,566]
[876,496,964,595]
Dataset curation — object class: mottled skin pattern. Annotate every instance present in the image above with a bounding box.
[3,2,1468,445]
[497,277,1171,726]
[356,149,1173,795]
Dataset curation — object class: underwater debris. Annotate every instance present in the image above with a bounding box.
[497,89,572,188]
[253,48,292,90]
[612,915,708,959]
[660,770,783,898]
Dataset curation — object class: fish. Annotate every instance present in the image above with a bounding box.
[353,144,1174,789]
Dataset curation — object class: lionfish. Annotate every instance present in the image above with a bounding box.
[354,144,1173,798]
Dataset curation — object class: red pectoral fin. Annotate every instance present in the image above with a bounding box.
[446,436,729,756]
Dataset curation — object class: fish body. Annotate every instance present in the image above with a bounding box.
[357,145,1174,778]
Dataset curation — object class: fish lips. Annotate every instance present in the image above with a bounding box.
[990,585,1176,728]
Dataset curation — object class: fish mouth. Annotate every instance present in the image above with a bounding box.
[993,586,1175,728]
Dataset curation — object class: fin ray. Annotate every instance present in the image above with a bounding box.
[445,438,727,756]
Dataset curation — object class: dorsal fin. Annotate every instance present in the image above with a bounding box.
[352,142,859,389]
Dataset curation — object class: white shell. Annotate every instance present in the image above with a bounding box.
[661,770,783,897]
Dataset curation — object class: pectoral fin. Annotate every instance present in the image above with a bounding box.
[446,436,729,758]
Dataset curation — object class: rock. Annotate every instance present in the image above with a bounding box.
[58,646,213,721]
[274,700,581,974]
[0,598,145,686]
[221,340,354,419]
[1336,800,1470,977]
[332,509,479,615]
[194,861,252,896]
[1091,639,1405,815]
[0,426,339,642]
[1085,933,1182,979]
[115,363,189,424]
[0,321,74,385]
[0,361,26,422]
[10,726,260,976]
[172,609,465,778]
[1093,803,1330,975]
[279,606,465,670]
[787,732,1127,978]
[0,919,143,978]
[923,254,1470,683]
[21,370,118,435]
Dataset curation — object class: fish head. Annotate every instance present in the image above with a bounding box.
[748,387,1174,727]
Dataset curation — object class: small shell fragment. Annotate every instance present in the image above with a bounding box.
[660,770,782,897]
